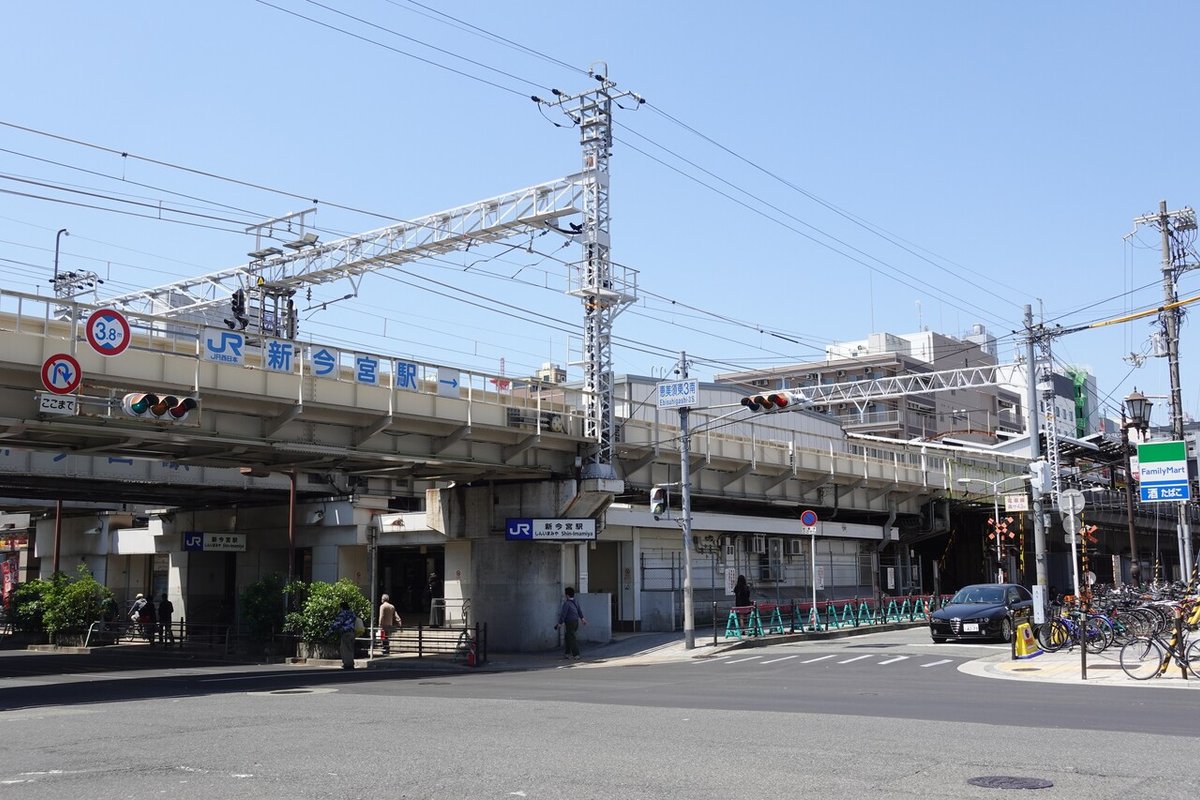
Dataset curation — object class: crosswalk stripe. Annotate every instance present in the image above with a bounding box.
[920,659,952,668]
[877,656,910,665]
[800,654,836,664]
[724,656,763,665]
[837,655,872,664]
[760,655,799,665]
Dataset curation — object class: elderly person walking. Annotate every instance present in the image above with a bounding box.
[378,594,401,655]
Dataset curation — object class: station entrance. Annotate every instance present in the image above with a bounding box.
[376,545,443,618]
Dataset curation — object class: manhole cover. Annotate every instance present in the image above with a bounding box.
[271,689,315,695]
[967,776,1054,790]
[418,681,452,686]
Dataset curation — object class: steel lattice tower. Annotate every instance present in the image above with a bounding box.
[546,67,641,482]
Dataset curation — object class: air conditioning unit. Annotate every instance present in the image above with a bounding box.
[751,534,766,554]
[787,539,803,556]
[836,370,846,377]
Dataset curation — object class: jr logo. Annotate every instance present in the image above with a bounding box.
[204,330,244,364]
[184,533,204,550]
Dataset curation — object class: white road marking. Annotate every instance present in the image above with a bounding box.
[921,659,953,668]
[724,656,763,665]
[760,655,799,665]
[837,655,873,664]
[801,654,836,663]
[877,656,910,665]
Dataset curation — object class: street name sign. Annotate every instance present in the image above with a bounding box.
[655,379,699,410]
[1137,440,1190,502]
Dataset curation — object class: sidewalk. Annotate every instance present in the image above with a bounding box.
[965,646,1200,688]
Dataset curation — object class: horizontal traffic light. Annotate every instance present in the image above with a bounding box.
[740,390,810,413]
[121,393,198,422]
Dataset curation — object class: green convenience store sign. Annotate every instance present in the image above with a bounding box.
[1136,440,1190,502]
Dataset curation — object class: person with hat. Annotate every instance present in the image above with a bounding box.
[130,593,156,644]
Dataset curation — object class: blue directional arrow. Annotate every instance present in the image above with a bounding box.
[439,377,459,389]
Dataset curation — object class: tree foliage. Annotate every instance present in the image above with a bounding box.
[239,573,288,642]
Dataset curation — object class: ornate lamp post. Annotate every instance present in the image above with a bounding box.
[1122,388,1153,584]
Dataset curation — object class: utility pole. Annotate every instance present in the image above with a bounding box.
[678,351,696,650]
[1025,305,1050,623]
[1132,201,1198,578]
[541,65,643,488]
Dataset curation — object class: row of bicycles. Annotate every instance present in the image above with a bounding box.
[1035,582,1200,680]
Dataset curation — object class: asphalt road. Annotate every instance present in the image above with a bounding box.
[2,629,1197,799]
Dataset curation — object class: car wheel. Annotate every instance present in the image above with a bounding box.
[999,617,1014,643]
[931,636,946,644]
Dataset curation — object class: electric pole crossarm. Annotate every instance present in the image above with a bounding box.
[100,174,588,317]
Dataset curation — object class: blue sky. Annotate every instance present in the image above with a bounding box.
[3,2,1199,429]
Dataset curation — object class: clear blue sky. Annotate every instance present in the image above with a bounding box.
[4,2,1199,429]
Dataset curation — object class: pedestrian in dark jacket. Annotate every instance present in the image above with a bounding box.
[554,587,587,660]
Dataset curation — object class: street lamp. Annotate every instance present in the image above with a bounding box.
[957,475,1029,582]
[1121,388,1153,584]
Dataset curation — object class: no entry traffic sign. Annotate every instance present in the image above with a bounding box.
[85,308,131,357]
[41,353,82,395]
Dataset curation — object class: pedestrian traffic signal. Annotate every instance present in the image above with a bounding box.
[650,485,667,517]
[740,390,810,413]
[121,392,198,422]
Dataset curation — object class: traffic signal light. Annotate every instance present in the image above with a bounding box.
[650,486,667,517]
[740,390,810,413]
[225,289,248,330]
[121,393,198,422]
[1028,460,1050,495]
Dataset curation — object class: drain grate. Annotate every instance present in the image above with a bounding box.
[967,776,1054,790]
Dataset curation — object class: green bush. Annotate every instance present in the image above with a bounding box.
[283,578,368,644]
[9,578,53,634]
[283,575,367,642]
[11,567,113,640]
[240,573,288,642]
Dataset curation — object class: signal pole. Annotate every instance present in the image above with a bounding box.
[678,351,696,650]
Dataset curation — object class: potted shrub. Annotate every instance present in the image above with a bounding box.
[284,578,369,660]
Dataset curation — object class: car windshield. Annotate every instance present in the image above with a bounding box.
[950,586,1005,604]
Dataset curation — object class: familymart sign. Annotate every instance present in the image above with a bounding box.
[1137,440,1191,502]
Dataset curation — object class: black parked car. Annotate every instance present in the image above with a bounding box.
[929,583,1032,643]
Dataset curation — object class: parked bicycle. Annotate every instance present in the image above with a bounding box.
[1036,607,1111,654]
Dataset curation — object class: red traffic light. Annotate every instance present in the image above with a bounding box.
[740,390,809,413]
[121,392,198,422]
